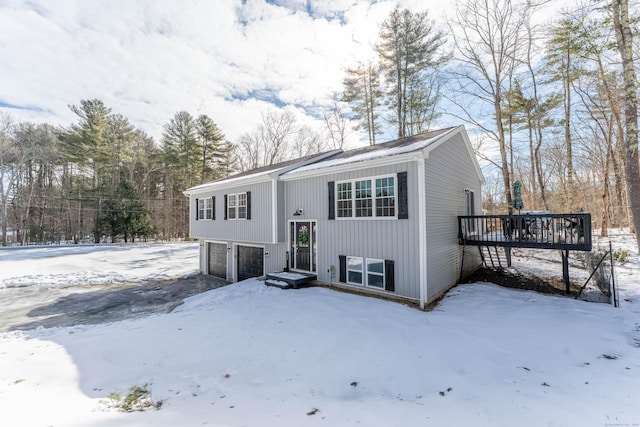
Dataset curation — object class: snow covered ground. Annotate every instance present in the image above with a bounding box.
[0,236,639,426]
[0,242,200,288]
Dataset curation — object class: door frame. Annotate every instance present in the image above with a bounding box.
[233,242,265,282]
[288,219,317,273]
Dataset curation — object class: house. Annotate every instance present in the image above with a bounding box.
[184,125,484,309]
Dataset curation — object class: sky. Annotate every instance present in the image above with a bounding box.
[0,0,459,146]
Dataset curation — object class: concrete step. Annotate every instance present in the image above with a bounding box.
[264,279,293,289]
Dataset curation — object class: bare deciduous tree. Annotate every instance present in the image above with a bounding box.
[448,0,528,212]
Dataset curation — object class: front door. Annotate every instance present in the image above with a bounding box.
[290,221,316,272]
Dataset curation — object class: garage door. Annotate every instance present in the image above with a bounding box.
[207,242,227,280]
[237,246,264,281]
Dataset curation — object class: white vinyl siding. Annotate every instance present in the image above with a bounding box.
[285,162,419,299]
[424,132,483,300]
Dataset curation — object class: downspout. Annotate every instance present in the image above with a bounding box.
[416,155,428,309]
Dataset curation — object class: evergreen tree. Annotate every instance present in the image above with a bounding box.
[161,111,199,188]
[194,114,224,182]
[100,180,153,243]
[376,8,447,138]
[341,62,383,145]
[59,99,112,243]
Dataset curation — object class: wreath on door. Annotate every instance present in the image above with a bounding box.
[298,232,309,246]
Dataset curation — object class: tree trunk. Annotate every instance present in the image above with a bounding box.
[613,0,640,252]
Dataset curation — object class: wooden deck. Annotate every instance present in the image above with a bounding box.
[458,213,592,252]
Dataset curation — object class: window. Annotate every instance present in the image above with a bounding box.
[355,180,372,217]
[226,192,250,220]
[346,256,363,285]
[335,175,396,218]
[228,194,236,220]
[375,177,395,217]
[238,192,247,219]
[344,256,386,289]
[337,182,352,218]
[366,259,385,289]
[205,198,213,220]
[197,199,205,220]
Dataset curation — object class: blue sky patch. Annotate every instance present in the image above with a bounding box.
[0,101,45,112]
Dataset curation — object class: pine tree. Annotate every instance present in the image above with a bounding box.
[195,114,224,182]
[59,99,112,243]
[100,180,153,243]
[341,62,383,145]
[376,8,447,138]
[161,111,200,188]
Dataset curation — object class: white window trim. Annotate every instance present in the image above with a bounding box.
[237,192,248,220]
[346,256,364,286]
[227,192,248,221]
[346,256,386,289]
[197,199,205,220]
[365,258,385,289]
[335,174,397,220]
[227,194,237,220]
[205,198,213,220]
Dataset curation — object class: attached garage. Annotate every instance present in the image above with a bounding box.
[207,242,227,280]
[237,245,264,281]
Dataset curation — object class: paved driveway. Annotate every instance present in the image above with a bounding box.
[0,275,226,332]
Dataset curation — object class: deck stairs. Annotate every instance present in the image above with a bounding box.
[264,271,317,289]
[478,246,512,269]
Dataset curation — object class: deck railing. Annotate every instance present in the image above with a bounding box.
[457,213,592,251]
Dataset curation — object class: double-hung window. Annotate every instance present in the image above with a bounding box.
[227,194,237,220]
[237,192,247,219]
[205,198,213,219]
[375,177,395,217]
[197,199,205,220]
[337,182,352,218]
[355,180,372,217]
[336,175,396,218]
[226,192,250,220]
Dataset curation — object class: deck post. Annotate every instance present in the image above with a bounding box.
[562,250,570,294]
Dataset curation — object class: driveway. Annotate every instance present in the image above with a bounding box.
[0,275,227,332]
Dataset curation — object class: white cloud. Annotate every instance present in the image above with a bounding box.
[0,0,458,144]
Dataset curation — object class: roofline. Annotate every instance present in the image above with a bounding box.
[280,126,460,181]
[184,172,274,195]
[184,125,484,193]
[267,149,342,179]
[421,125,485,185]
[279,150,422,181]
[183,149,343,195]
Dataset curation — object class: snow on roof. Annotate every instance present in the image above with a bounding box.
[284,126,457,175]
[185,127,458,192]
[185,153,328,193]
